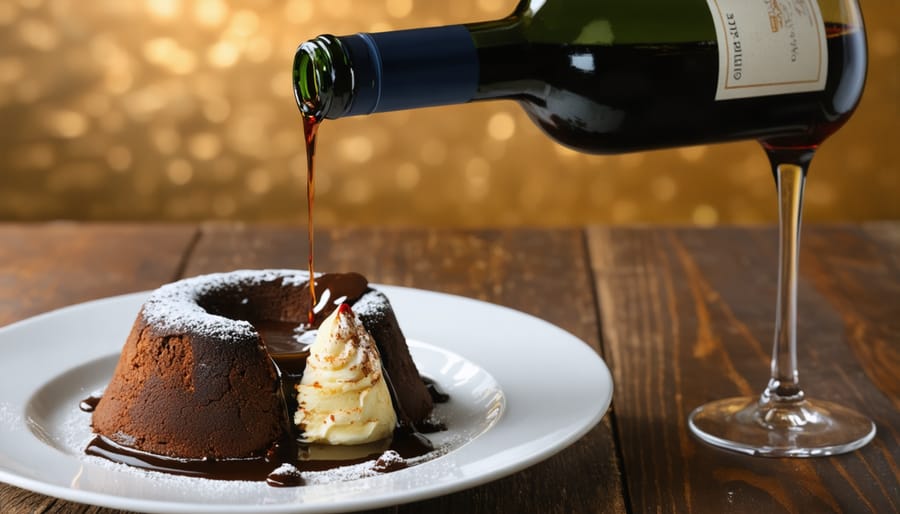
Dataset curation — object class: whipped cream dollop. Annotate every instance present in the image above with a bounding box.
[295,304,397,445]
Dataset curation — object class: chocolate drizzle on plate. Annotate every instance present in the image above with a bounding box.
[79,395,101,413]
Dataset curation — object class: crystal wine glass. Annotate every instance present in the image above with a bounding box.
[688,1,875,457]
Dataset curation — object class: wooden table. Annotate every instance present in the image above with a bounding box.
[0,223,897,514]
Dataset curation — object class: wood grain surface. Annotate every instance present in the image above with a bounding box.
[1,223,897,514]
[0,223,198,514]
[587,225,899,514]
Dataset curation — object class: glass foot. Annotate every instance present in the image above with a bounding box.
[688,396,876,457]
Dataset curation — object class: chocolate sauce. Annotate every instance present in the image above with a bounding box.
[84,427,430,484]
[266,464,305,487]
[253,320,310,376]
[79,395,101,413]
[303,114,320,326]
[423,376,450,403]
[372,451,409,473]
[85,435,282,481]
[305,272,369,327]
[83,274,448,486]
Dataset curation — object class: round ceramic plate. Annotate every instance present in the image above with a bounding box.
[0,285,612,513]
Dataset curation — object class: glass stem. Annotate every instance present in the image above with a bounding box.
[764,150,813,404]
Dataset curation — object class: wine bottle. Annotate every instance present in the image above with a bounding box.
[293,0,865,154]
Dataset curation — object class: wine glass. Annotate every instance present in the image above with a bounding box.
[688,2,875,457]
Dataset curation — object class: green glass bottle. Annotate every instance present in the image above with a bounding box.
[294,0,865,153]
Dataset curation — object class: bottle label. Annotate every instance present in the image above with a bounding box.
[706,0,828,100]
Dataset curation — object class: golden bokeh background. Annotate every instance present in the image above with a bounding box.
[0,0,897,226]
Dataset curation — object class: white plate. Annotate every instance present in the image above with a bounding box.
[0,285,613,514]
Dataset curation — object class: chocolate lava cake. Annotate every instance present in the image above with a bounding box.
[89,270,434,474]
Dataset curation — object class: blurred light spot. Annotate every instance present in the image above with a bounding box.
[315,168,332,194]
[341,178,372,205]
[692,204,719,226]
[449,1,472,18]
[289,153,306,179]
[152,127,181,154]
[189,132,222,160]
[246,168,273,194]
[420,138,447,166]
[678,145,708,162]
[369,22,394,32]
[844,144,873,173]
[339,135,374,163]
[246,36,272,63]
[284,0,313,24]
[104,66,134,94]
[13,143,54,168]
[46,110,88,138]
[386,0,413,18]
[806,182,836,207]
[465,156,491,181]
[143,38,196,74]
[876,169,897,189]
[107,146,132,172]
[90,36,135,93]
[590,177,613,204]
[617,152,645,169]
[554,143,580,159]
[166,159,193,185]
[169,53,197,74]
[194,0,228,27]
[100,110,125,133]
[146,0,180,19]
[270,71,292,98]
[0,2,18,25]
[125,85,168,119]
[611,200,639,222]
[213,157,238,182]
[230,114,268,157]
[203,96,231,122]
[133,171,159,196]
[465,157,491,201]
[207,40,240,68]
[477,0,506,13]
[870,29,898,58]
[383,110,411,126]
[395,162,420,190]
[228,10,260,38]
[19,18,58,50]
[0,58,24,83]
[273,130,298,155]
[82,93,111,117]
[47,163,104,192]
[518,179,545,209]
[213,194,237,217]
[487,112,516,140]
[15,78,41,102]
[650,176,677,202]
[324,0,351,17]
[164,200,191,219]
[481,138,507,160]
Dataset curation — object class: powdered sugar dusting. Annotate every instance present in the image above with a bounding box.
[141,269,312,340]
[80,443,451,488]
[0,402,22,430]
[300,446,449,485]
[353,290,391,319]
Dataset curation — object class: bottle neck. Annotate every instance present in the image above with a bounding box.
[293,19,525,120]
